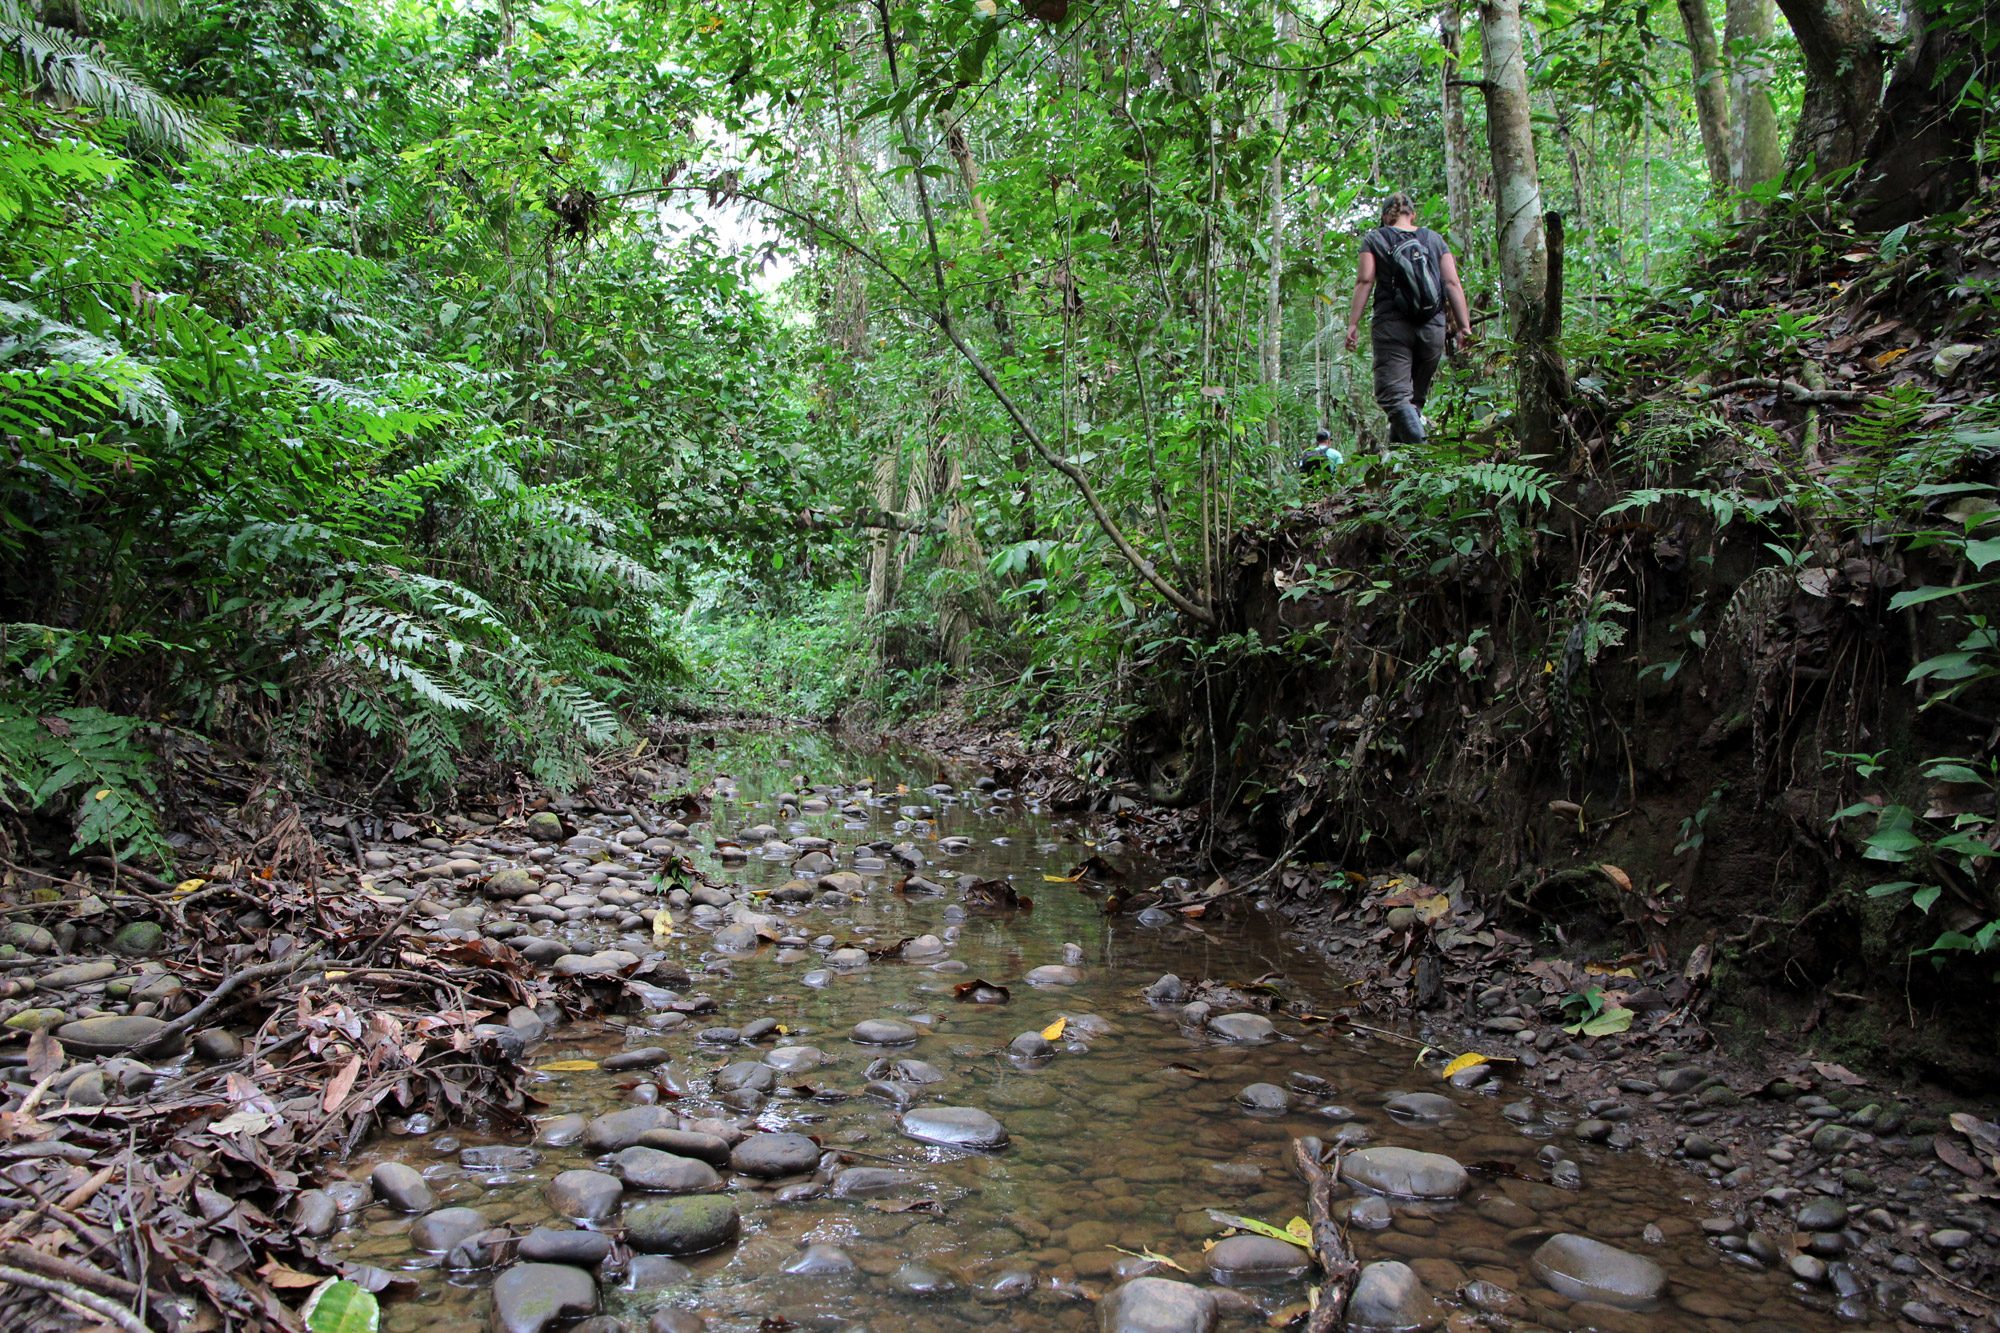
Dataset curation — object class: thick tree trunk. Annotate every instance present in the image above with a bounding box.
[1852,0,1987,226]
[1726,0,1781,210]
[1441,0,1479,259]
[1479,0,1558,449]
[1774,0,1887,175]
[1676,0,1732,193]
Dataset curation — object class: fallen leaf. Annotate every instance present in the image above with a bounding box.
[1285,1216,1312,1242]
[536,1060,601,1072]
[211,1109,274,1136]
[1563,1007,1634,1037]
[25,1030,62,1083]
[952,979,1011,1004]
[257,1257,325,1289]
[1873,346,1911,370]
[1041,1016,1067,1041]
[1207,1210,1313,1249]
[173,878,206,895]
[1042,872,1083,883]
[1412,893,1450,924]
[302,1278,380,1333]
[1811,1060,1866,1087]
[1108,1244,1187,1273]
[1597,864,1633,892]
[1934,343,1982,377]
[1441,1052,1490,1078]
[1951,1112,2000,1156]
[323,1054,362,1115]
[1936,1136,1988,1179]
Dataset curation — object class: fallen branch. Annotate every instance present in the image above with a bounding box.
[1701,377,1875,405]
[0,1261,149,1333]
[1291,1138,1358,1333]
[80,858,175,895]
[0,1245,184,1327]
[112,952,327,1053]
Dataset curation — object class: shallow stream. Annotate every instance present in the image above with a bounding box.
[330,731,1858,1333]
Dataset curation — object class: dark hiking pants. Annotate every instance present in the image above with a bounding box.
[1372,314,1446,419]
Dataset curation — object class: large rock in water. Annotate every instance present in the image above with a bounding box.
[852,1018,918,1045]
[491,1262,595,1333]
[612,1148,721,1194]
[1206,1012,1276,1043]
[1348,1261,1440,1330]
[582,1105,676,1152]
[409,1207,488,1252]
[1100,1277,1218,1333]
[623,1196,741,1255]
[900,1106,1009,1149]
[1529,1235,1667,1309]
[1205,1234,1311,1285]
[545,1169,622,1220]
[1342,1147,1469,1199]
[729,1132,822,1178]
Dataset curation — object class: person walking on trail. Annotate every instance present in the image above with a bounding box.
[1343,192,1473,445]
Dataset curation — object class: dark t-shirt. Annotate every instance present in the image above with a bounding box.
[1363,226,1448,324]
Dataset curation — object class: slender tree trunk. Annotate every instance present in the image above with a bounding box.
[1726,0,1781,212]
[1261,7,1294,459]
[1676,0,1732,193]
[1773,0,1887,175]
[1440,0,1479,261]
[1478,0,1556,448]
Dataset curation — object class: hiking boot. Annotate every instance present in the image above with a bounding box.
[1388,403,1427,444]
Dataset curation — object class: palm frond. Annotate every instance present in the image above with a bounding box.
[0,1,220,156]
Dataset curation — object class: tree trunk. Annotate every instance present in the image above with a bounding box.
[864,441,903,617]
[1726,0,1782,211]
[1852,0,1988,226]
[1440,0,1480,261]
[1676,0,1732,194]
[1479,0,1557,449]
[1774,0,1887,176]
[1261,7,1294,459]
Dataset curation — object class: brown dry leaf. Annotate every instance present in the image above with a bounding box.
[25,1030,62,1084]
[1950,1112,2000,1157]
[1811,1061,1866,1087]
[323,1054,362,1115]
[1412,894,1451,924]
[952,979,1011,1004]
[1597,864,1633,893]
[1935,1135,1987,1179]
[256,1257,324,1289]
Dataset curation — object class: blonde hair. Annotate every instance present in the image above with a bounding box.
[1379,192,1418,226]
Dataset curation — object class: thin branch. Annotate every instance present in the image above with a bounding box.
[0,1263,148,1333]
[1702,377,1876,405]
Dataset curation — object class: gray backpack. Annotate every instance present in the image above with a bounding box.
[1378,229,1445,321]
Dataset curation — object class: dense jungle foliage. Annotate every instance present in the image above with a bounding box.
[3,0,1998,983]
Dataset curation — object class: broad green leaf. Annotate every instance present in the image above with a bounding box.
[1207,1210,1313,1248]
[303,1280,379,1333]
[1563,1007,1634,1037]
[1891,582,1992,611]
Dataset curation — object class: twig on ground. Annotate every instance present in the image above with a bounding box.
[0,1261,149,1333]
[1291,1138,1357,1333]
[1700,377,1874,406]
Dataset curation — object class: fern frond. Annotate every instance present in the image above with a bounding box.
[0,0,220,156]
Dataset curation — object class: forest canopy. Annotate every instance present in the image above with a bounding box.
[1,0,1994,857]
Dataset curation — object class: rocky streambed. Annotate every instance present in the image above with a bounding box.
[272,731,1969,1333]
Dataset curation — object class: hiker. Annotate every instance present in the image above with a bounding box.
[1299,428,1343,475]
[1342,192,1473,445]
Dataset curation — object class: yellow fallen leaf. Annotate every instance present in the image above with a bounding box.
[1584,962,1637,978]
[1285,1216,1312,1242]
[1413,893,1450,923]
[1873,346,1911,370]
[536,1060,600,1072]
[1043,872,1083,883]
[173,878,206,896]
[1108,1244,1186,1273]
[1441,1052,1490,1078]
[93,789,110,801]
[1041,1017,1067,1041]
[653,914,674,942]
[776,1024,790,1035]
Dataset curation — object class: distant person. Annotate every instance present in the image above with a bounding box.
[1342,192,1473,445]
[1299,428,1343,474]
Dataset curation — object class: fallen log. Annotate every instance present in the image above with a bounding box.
[1292,1136,1359,1333]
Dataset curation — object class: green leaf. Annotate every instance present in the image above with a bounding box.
[1912,886,1942,912]
[1205,1210,1313,1249]
[1890,582,1991,611]
[1923,762,1987,784]
[1965,539,2000,571]
[303,1280,380,1333]
[1866,881,1920,898]
[1563,1007,1634,1036]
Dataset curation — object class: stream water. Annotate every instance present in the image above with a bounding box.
[330,731,1858,1333]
